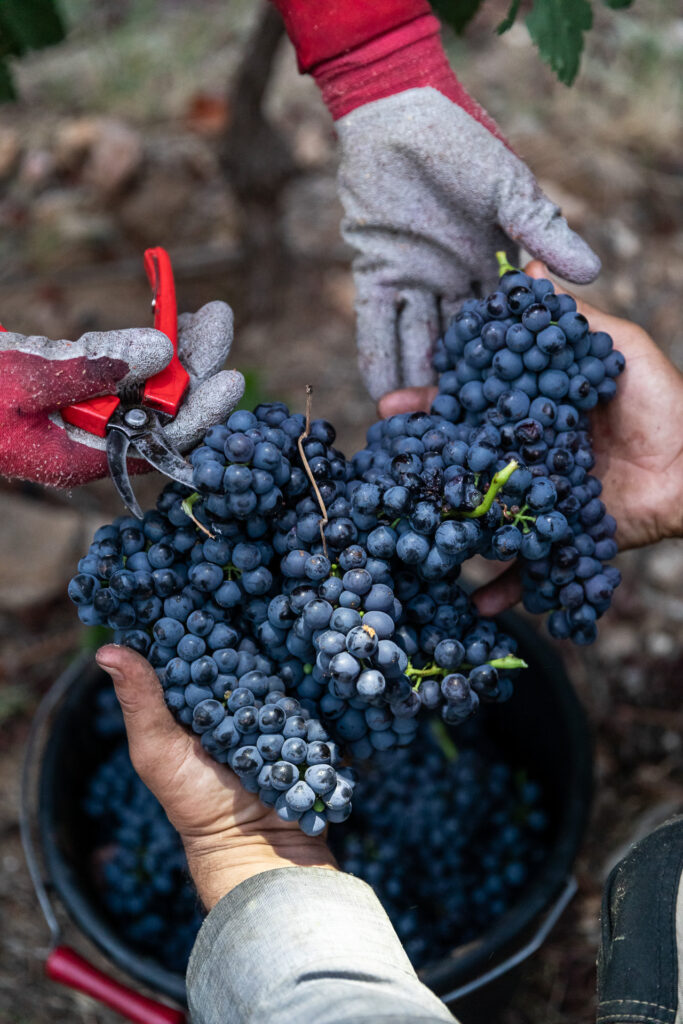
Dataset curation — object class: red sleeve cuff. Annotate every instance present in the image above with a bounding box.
[270,0,432,71]
[311,12,508,142]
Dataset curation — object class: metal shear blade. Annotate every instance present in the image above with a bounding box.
[106,429,144,519]
[106,406,194,520]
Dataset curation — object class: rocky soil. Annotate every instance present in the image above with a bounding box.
[0,1,681,1021]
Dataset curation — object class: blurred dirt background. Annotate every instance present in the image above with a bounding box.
[0,1,682,1021]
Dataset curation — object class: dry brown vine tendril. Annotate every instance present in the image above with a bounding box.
[297,384,329,558]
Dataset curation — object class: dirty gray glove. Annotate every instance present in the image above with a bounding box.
[0,301,243,488]
[336,88,601,399]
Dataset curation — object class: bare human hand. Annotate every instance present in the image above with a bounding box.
[378,261,683,615]
[95,645,336,910]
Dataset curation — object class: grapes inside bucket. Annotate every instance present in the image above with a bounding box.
[39,613,590,1019]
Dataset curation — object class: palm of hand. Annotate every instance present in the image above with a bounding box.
[101,645,334,908]
[586,310,683,549]
[143,723,290,843]
[106,647,302,848]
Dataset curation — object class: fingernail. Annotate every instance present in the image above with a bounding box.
[95,646,122,677]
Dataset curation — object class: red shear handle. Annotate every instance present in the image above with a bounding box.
[60,394,121,436]
[142,247,189,418]
[46,946,186,1024]
[59,247,189,437]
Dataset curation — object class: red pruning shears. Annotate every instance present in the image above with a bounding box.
[61,247,194,518]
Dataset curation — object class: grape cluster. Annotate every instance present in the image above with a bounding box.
[68,504,520,833]
[69,404,525,832]
[270,552,523,757]
[83,690,202,972]
[68,259,624,826]
[425,256,624,642]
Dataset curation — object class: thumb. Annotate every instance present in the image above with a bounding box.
[164,369,245,453]
[377,386,437,419]
[95,643,184,760]
[177,301,234,382]
[497,163,601,285]
[3,327,173,413]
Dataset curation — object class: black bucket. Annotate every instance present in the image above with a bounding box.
[37,613,592,1020]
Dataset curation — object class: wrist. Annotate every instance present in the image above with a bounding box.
[310,14,506,141]
[182,828,338,910]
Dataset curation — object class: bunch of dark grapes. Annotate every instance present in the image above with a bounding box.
[425,255,624,643]
[68,256,625,826]
[270,552,522,759]
[68,399,525,833]
[329,717,547,968]
[83,690,202,972]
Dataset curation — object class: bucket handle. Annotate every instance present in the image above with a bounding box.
[441,875,578,1005]
[20,653,187,1024]
[46,946,185,1024]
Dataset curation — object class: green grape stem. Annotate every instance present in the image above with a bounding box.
[182,492,200,515]
[429,719,459,763]
[463,460,519,519]
[407,652,527,690]
[495,250,519,278]
[181,492,215,538]
[506,502,536,534]
[406,664,439,679]
[489,655,528,670]
[511,502,533,523]
[406,661,442,692]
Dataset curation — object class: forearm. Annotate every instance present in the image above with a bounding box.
[187,867,458,1024]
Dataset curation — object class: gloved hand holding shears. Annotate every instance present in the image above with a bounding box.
[0,248,243,499]
[273,0,601,400]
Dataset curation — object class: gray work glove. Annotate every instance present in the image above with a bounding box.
[336,88,601,400]
[0,301,243,488]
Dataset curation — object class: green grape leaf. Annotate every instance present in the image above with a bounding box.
[497,0,522,35]
[0,58,15,100]
[525,0,593,86]
[0,0,64,54]
[0,0,64,103]
[429,0,486,35]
